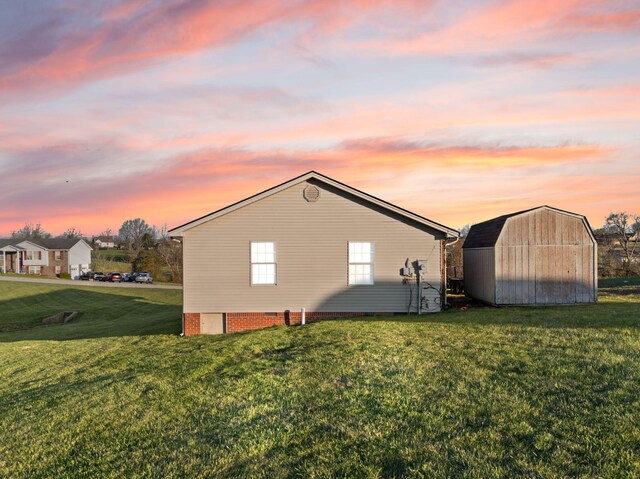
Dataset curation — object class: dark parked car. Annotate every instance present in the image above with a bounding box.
[80,271,92,280]
[92,272,106,282]
[121,273,134,282]
[106,272,123,282]
[134,272,153,284]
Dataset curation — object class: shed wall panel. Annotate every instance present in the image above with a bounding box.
[464,248,495,303]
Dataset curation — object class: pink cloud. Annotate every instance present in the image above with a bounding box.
[0,138,612,234]
[361,0,640,56]
[0,0,422,101]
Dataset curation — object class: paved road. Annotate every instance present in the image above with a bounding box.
[0,276,182,290]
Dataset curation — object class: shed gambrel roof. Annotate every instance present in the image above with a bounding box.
[169,171,459,237]
[463,206,594,249]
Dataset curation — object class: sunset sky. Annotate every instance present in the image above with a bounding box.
[1,0,639,236]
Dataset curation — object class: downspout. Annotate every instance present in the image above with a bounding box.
[417,264,421,315]
[177,237,186,336]
[441,240,446,310]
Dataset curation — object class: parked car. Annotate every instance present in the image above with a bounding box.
[134,272,153,284]
[92,272,106,282]
[106,272,123,282]
[121,273,134,282]
[80,271,92,280]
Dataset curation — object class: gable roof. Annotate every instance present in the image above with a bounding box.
[169,171,459,237]
[32,238,89,250]
[5,237,89,251]
[0,238,15,249]
[463,206,592,249]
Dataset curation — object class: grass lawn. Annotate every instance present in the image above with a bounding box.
[0,279,639,478]
[92,249,133,276]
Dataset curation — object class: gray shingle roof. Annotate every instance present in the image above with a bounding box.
[463,207,540,249]
[0,237,85,250]
[29,238,85,250]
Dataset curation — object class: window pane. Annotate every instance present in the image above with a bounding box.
[252,263,276,284]
[349,242,372,263]
[251,242,275,263]
[349,264,372,285]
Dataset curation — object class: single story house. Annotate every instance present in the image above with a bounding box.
[463,206,597,305]
[93,235,117,249]
[170,171,458,335]
[0,237,92,279]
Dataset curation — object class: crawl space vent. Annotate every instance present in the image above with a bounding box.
[303,185,320,202]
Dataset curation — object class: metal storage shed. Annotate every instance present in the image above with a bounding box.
[463,206,597,305]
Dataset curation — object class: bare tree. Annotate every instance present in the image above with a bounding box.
[118,218,153,259]
[459,224,473,238]
[446,223,472,279]
[604,212,640,276]
[156,224,183,282]
[59,227,84,239]
[11,223,52,240]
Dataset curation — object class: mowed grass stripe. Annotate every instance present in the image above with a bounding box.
[0,281,181,336]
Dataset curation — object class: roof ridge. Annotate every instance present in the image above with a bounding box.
[169,171,458,237]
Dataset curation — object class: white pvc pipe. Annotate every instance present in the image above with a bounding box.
[301,307,306,325]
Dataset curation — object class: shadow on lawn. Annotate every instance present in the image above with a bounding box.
[0,286,181,342]
[340,283,640,329]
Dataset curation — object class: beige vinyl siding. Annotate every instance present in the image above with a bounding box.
[183,179,445,313]
[471,208,597,305]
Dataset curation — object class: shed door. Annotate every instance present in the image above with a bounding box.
[200,313,224,335]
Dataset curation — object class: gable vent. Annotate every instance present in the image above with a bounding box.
[303,185,320,202]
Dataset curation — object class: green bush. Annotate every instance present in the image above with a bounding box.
[58,272,72,280]
[133,249,162,279]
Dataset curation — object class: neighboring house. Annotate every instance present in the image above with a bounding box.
[463,206,597,305]
[0,237,92,279]
[170,171,458,336]
[93,235,117,249]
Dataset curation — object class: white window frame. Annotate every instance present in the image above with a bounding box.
[30,265,41,275]
[26,251,41,261]
[55,250,61,260]
[55,265,61,275]
[250,242,277,285]
[348,241,374,285]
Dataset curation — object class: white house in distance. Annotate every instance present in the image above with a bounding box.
[0,238,92,278]
[170,171,458,336]
[92,235,117,249]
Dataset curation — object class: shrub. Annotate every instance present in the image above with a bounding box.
[58,272,72,280]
